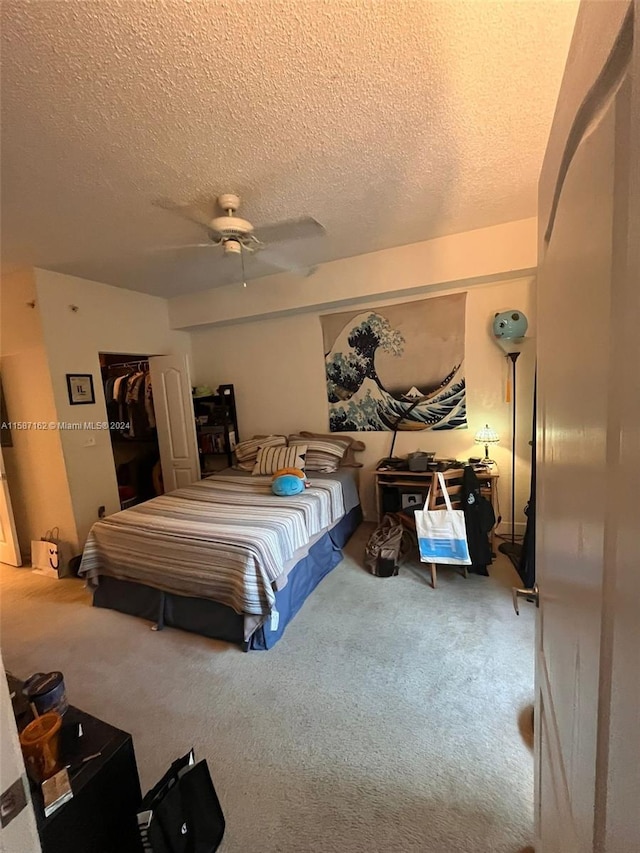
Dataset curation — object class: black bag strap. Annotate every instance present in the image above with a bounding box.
[140,749,195,810]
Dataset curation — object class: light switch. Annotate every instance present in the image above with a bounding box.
[0,775,28,828]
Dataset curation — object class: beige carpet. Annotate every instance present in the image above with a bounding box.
[1,525,535,853]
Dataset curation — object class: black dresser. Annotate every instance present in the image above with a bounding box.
[8,674,143,853]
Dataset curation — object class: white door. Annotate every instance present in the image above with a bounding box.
[535,2,639,851]
[0,445,21,566]
[149,355,200,492]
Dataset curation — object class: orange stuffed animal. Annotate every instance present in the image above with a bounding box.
[272,467,305,480]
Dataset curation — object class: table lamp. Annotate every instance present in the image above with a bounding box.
[474,424,499,464]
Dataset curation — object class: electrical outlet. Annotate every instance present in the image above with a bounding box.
[98,506,105,518]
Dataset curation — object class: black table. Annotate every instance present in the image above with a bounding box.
[7,674,143,853]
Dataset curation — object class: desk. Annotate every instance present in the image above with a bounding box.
[374,464,499,554]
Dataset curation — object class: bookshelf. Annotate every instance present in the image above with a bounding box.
[194,384,239,475]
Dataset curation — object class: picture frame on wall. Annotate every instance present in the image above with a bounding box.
[66,373,95,405]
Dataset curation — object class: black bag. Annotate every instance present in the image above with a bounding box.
[364,514,412,577]
[137,749,225,853]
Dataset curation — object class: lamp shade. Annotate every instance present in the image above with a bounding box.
[492,310,528,354]
[474,424,500,445]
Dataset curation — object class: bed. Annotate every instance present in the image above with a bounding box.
[79,468,362,650]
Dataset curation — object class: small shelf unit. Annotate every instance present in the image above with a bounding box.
[194,384,239,476]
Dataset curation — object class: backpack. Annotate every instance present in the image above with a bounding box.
[364,514,412,577]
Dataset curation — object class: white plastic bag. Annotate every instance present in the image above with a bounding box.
[415,473,471,565]
[31,528,61,578]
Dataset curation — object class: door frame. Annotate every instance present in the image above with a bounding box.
[0,444,22,566]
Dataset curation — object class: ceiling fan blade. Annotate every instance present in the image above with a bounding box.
[258,245,317,277]
[253,216,325,245]
[146,242,217,253]
[153,198,214,230]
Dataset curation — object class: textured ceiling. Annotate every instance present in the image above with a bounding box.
[1,0,578,297]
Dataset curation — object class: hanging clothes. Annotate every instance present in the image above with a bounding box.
[517,377,536,588]
[461,465,496,575]
[102,364,156,439]
[125,371,145,437]
[144,373,155,429]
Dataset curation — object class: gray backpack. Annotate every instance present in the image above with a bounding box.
[364,514,412,577]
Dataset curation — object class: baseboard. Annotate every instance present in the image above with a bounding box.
[495,520,527,537]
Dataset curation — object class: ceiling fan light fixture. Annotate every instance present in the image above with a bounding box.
[223,238,242,255]
[210,215,254,236]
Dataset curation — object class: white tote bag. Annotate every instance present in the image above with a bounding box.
[31,527,61,579]
[415,473,471,565]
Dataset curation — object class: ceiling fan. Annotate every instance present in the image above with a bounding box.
[154,193,325,284]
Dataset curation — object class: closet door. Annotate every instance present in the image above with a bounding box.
[149,355,200,491]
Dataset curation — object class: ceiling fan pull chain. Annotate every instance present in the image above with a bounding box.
[240,244,247,288]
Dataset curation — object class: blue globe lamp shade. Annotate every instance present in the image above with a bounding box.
[492,310,529,353]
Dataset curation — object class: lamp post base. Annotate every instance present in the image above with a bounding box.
[498,540,522,570]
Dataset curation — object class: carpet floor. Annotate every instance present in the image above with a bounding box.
[1,524,535,853]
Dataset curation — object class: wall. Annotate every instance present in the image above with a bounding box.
[34,270,192,547]
[0,269,78,560]
[189,277,536,524]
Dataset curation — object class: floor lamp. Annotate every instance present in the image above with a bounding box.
[492,311,529,566]
[505,351,520,549]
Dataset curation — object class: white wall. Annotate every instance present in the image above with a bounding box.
[189,277,535,524]
[0,269,78,560]
[0,649,41,853]
[34,270,192,547]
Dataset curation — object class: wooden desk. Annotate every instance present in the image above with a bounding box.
[374,464,499,553]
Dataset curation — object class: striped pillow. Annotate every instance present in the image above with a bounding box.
[289,439,347,473]
[252,444,307,476]
[234,435,286,471]
[294,432,365,467]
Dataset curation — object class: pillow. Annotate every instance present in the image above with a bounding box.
[252,444,307,476]
[272,474,305,496]
[234,435,287,471]
[290,432,365,468]
[289,439,346,473]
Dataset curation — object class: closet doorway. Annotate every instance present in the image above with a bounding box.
[100,353,163,509]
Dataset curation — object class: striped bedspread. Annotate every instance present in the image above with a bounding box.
[79,474,345,618]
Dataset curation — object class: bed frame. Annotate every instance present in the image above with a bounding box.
[92,505,362,650]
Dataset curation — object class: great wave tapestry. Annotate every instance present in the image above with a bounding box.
[322,293,467,432]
